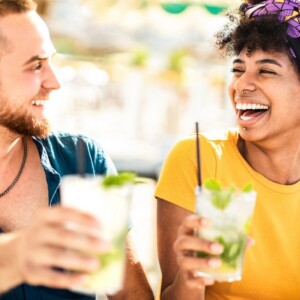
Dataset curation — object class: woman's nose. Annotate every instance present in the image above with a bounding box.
[233,71,256,94]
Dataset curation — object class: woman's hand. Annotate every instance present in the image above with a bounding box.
[173,214,224,289]
[157,199,223,299]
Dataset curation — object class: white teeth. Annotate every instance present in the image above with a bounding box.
[240,115,253,121]
[236,103,269,110]
[32,100,46,106]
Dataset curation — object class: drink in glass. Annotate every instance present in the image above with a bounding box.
[60,174,132,295]
[195,180,257,282]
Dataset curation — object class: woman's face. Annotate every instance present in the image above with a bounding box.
[228,49,300,145]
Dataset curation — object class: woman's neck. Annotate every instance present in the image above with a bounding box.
[238,137,300,185]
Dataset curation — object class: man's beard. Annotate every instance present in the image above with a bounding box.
[0,99,51,138]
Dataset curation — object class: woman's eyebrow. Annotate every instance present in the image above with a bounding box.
[232,58,244,64]
[232,58,282,67]
[256,59,282,67]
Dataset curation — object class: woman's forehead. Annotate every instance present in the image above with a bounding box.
[237,49,291,62]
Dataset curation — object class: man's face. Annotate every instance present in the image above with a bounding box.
[0,11,60,137]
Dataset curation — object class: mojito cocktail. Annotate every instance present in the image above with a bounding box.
[195,180,256,282]
[60,174,132,295]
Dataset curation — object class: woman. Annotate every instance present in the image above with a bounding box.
[155,1,300,299]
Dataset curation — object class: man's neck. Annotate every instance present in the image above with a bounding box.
[0,127,24,169]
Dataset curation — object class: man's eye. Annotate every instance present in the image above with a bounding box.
[32,63,42,71]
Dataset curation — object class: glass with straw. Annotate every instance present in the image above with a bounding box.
[194,122,257,282]
[60,139,132,295]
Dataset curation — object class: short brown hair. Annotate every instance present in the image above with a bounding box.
[0,1,37,57]
[0,0,37,16]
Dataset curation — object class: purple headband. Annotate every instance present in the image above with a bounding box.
[240,0,300,65]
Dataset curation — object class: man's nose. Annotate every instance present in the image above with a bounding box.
[42,65,61,91]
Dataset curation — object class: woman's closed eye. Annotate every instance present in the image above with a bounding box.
[259,69,277,75]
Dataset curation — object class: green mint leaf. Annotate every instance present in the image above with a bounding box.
[242,183,253,192]
[211,190,232,210]
[101,172,137,188]
[204,178,221,191]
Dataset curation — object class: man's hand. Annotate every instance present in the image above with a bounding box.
[2,206,110,292]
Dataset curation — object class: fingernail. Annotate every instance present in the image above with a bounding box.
[80,275,90,284]
[209,258,221,267]
[210,243,223,254]
[98,240,112,252]
[204,278,215,285]
[199,218,208,226]
[88,258,99,270]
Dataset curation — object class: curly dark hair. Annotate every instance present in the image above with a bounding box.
[214,6,300,75]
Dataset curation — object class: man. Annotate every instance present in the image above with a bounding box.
[0,1,154,299]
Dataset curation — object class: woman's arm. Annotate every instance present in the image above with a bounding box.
[157,198,223,300]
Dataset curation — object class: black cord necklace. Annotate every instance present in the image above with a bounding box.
[0,136,28,198]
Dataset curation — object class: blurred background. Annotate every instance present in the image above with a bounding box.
[37,0,241,297]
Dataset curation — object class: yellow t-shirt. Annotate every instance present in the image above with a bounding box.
[155,129,300,299]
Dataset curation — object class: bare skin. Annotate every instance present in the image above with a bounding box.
[230,50,300,185]
[157,50,300,299]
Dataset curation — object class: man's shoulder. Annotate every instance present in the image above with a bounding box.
[35,131,106,162]
[35,132,114,175]
[40,132,98,150]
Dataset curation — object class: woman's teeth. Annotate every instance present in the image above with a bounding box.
[236,103,269,110]
[236,102,269,121]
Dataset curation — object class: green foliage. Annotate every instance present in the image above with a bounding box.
[168,50,187,73]
[130,47,149,67]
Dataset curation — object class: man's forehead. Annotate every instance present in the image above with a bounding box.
[0,11,56,66]
[0,11,50,39]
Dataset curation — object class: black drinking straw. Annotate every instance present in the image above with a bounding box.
[195,122,201,187]
[76,138,86,177]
